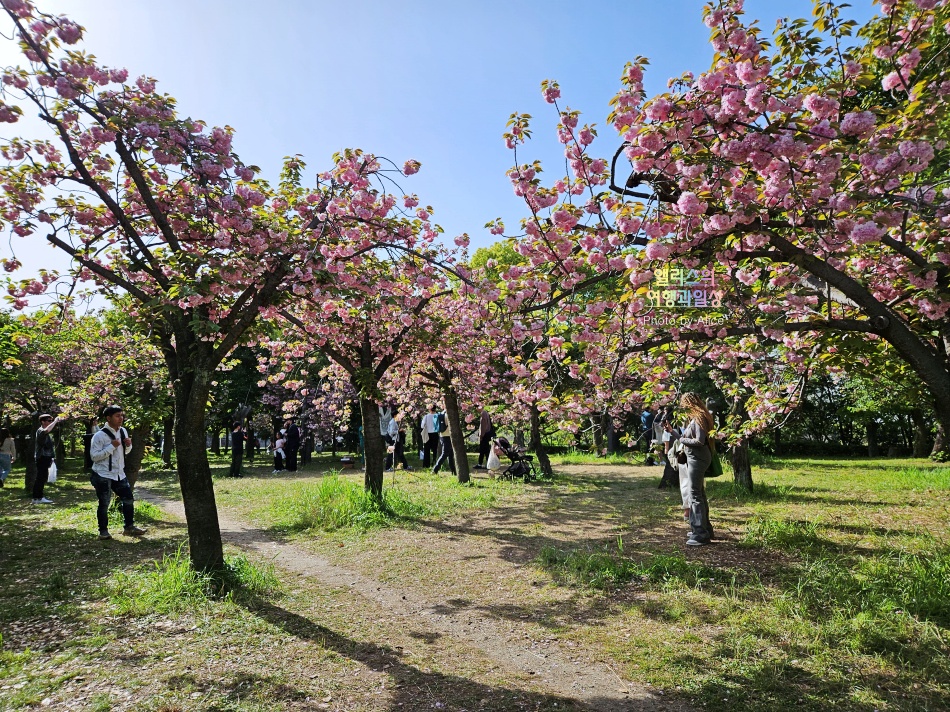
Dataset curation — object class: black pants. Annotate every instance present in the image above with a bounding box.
[33,456,52,499]
[433,436,455,474]
[90,472,135,534]
[422,433,439,467]
[285,447,299,472]
[229,447,243,477]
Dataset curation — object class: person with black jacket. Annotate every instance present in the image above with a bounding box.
[32,414,59,504]
[283,417,301,472]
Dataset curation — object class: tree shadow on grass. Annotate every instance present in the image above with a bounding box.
[689,635,950,712]
[0,474,186,631]
[240,598,667,712]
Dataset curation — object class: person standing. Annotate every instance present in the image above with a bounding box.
[640,405,657,453]
[664,392,715,546]
[420,404,439,468]
[32,414,59,504]
[272,429,286,473]
[89,405,145,540]
[228,421,244,478]
[284,417,300,472]
[475,409,494,470]
[432,408,455,475]
[385,414,411,471]
[0,427,15,487]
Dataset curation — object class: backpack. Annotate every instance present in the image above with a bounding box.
[100,426,128,474]
[435,412,448,434]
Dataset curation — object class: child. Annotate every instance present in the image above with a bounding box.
[272,430,286,473]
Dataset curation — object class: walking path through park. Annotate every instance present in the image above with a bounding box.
[138,485,681,712]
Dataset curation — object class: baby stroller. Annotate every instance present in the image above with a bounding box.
[493,437,536,480]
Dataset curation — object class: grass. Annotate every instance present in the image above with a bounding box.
[140,455,518,536]
[265,471,507,533]
[545,457,950,712]
[2,452,950,711]
[550,448,646,466]
[105,547,281,615]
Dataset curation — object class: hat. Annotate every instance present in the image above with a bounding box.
[102,405,123,418]
[38,413,54,421]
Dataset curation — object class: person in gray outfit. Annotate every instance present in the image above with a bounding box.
[664,392,715,546]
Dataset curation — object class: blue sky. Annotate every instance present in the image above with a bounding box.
[1,0,876,289]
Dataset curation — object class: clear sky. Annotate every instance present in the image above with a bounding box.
[0,0,876,292]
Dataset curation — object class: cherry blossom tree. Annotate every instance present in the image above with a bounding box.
[498,0,950,465]
[0,1,437,569]
[266,197,473,496]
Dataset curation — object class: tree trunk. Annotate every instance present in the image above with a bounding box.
[209,427,220,455]
[529,403,553,478]
[730,440,753,492]
[513,428,526,449]
[932,398,950,459]
[245,425,255,463]
[605,415,618,455]
[124,424,150,487]
[867,420,879,458]
[443,389,470,484]
[728,395,754,492]
[161,415,174,467]
[592,415,604,454]
[772,425,782,456]
[359,397,385,497]
[17,433,34,495]
[172,362,224,573]
[54,430,65,468]
[910,408,931,457]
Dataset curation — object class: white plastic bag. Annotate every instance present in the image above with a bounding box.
[47,460,57,483]
[486,449,501,471]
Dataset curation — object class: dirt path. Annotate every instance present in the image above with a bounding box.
[138,484,681,712]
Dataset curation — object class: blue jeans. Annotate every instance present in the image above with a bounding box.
[89,472,135,534]
[0,453,10,482]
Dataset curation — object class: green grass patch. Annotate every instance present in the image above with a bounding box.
[268,471,502,533]
[105,547,281,615]
[538,545,750,592]
[551,449,641,466]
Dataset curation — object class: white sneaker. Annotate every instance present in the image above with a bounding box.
[34,497,53,504]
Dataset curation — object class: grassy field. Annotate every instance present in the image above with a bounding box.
[0,452,947,710]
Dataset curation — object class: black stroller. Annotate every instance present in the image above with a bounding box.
[493,437,536,480]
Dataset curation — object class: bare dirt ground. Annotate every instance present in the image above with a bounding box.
[139,465,692,712]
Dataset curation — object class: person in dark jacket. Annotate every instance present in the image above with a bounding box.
[32,414,60,504]
[228,421,245,478]
[475,409,494,469]
[283,417,301,472]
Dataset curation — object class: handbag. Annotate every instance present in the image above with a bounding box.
[706,441,723,477]
[671,439,687,465]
